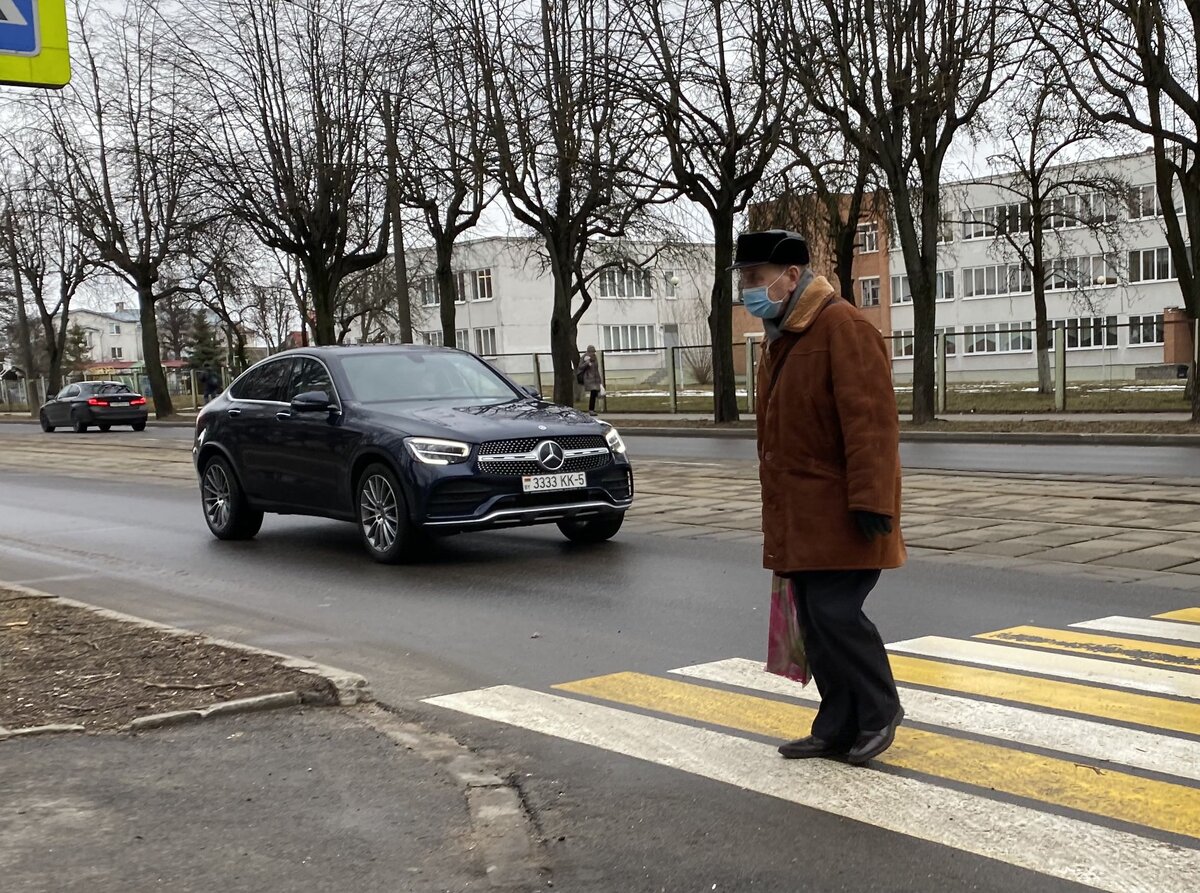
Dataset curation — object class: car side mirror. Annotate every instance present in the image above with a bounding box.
[521,386,542,399]
[290,390,333,413]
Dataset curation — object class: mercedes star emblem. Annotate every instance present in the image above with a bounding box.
[535,440,566,471]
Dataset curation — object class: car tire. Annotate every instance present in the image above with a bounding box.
[356,462,417,564]
[200,456,264,541]
[72,414,88,434]
[132,421,146,432]
[99,424,111,432]
[40,412,54,433]
[558,513,625,544]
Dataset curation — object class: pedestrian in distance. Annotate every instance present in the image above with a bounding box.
[734,229,907,765]
[200,366,221,404]
[576,345,603,416]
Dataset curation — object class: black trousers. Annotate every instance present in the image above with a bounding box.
[588,389,599,411]
[788,569,900,744]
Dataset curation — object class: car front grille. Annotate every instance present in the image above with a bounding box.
[425,480,496,520]
[476,434,612,476]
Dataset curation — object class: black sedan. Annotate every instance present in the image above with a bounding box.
[191,346,634,563]
[40,381,149,433]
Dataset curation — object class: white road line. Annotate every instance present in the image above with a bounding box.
[889,636,1200,700]
[670,658,1200,783]
[1071,616,1200,645]
[425,685,1200,893]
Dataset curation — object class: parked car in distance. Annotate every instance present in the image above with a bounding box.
[192,345,634,563]
[40,381,149,433]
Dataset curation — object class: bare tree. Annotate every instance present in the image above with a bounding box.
[156,289,194,361]
[177,0,391,346]
[0,150,94,407]
[1038,0,1200,419]
[783,0,1021,422]
[383,5,495,348]
[29,0,205,417]
[619,0,792,422]
[250,279,298,356]
[467,0,665,405]
[968,62,1130,393]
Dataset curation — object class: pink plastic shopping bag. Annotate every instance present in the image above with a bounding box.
[766,574,809,684]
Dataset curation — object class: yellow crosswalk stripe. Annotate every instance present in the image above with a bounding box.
[887,654,1200,736]
[556,671,1200,841]
[1156,608,1200,625]
[976,625,1200,671]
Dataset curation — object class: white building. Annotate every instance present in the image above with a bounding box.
[397,236,717,386]
[886,150,1188,381]
[70,303,144,365]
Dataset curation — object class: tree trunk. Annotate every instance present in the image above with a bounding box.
[708,218,739,423]
[392,216,413,344]
[12,278,41,417]
[548,249,579,408]
[910,290,936,424]
[436,240,458,347]
[1030,242,1052,395]
[137,283,174,418]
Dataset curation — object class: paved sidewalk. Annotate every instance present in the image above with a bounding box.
[1,708,486,893]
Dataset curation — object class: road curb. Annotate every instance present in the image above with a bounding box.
[352,704,547,890]
[0,582,371,738]
[0,416,195,428]
[621,426,1200,447]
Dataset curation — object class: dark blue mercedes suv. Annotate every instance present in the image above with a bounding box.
[192,346,633,562]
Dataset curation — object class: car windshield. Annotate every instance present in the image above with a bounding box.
[91,383,134,395]
[340,351,519,405]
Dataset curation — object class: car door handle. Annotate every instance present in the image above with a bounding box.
[275,410,292,421]
[226,408,241,418]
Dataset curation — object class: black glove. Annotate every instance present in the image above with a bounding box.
[853,511,893,541]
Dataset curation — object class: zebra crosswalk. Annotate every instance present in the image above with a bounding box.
[425,606,1200,892]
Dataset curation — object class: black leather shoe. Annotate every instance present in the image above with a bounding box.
[778,735,851,760]
[847,706,905,765]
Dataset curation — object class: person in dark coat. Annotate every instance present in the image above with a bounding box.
[577,345,603,415]
[735,229,906,765]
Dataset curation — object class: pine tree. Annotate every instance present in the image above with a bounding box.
[62,323,92,375]
[186,311,223,370]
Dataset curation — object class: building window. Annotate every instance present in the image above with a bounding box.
[936,326,958,356]
[110,323,121,335]
[962,263,1032,298]
[1129,184,1171,220]
[892,329,914,358]
[423,331,443,347]
[472,269,494,301]
[1128,314,1165,346]
[856,222,879,254]
[663,271,678,299]
[474,327,498,356]
[860,277,881,307]
[455,328,468,348]
[602,324,656,352]
[890,275,912,305]
[964,322,1033,354]
[962,202,1030,240]
[1046,254,1119,291]
[599,267,653,299]
[454,272,468,304]
[110,347,123,359]
[419,277,439,307]
[1128,247,1176,283]
[891,272,954,304]
[1049,317,1119,349]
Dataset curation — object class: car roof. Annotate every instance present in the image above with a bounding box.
[270,345,463,361]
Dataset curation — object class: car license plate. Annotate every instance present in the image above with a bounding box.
[522,472,587,493]
[111,402,130,407]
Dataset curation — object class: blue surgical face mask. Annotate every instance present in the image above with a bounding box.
[741,270,787,319]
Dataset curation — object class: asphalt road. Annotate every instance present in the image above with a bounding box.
[1,455,1196,892]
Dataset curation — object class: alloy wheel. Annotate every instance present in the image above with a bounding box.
[360,474,399,553]
[202,463,232,531]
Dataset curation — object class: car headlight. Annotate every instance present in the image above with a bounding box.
[404,437,472,465]
[604,426,626,455]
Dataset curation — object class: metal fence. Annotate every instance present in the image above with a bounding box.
[0,366,233,415]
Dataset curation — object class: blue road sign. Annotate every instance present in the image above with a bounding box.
[0,0,39,57]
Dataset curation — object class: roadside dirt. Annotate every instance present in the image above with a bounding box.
[0,588,334,732]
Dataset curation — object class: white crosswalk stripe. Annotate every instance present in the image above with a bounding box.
[426,607,1200,891]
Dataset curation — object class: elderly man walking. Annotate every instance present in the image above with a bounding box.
[735,229,906,765]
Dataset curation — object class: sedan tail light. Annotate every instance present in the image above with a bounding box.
[130,397,147,406]
[87,397,109,406]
